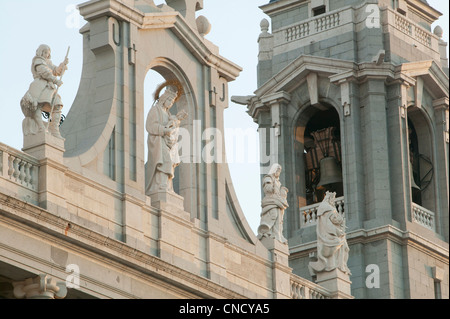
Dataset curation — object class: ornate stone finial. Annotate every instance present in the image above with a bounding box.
[196,15,211,37]
[13,274,68,299]
[309,191,351,276]
[434,25,444,39]
[260,18,270,33]
[257,163,289,244]
[20,45,69,139]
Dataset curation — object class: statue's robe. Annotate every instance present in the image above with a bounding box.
[258,173,289,243]
[309,200,351,274]
[145,103,173,194]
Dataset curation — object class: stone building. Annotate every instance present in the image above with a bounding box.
[0,0,448,300]
[243,0,449,299]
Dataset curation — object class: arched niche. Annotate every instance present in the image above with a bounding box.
[143,57,198,214]
[293,102,343,208]
[407,106,436,215]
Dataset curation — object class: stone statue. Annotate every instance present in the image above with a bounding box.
[20,44,69,138]
[257,163,289,244]
[309,191,351,275]
[145,81,186,194]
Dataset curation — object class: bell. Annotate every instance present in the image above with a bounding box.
[317,157,343,187]
[410,165,420,190]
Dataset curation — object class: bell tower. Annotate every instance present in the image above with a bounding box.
[244,0,449,299]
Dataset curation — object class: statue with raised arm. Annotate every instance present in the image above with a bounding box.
[145,81,186,194]
[309,191,351,275]
[257,163,289,244]
[20,44,69,138]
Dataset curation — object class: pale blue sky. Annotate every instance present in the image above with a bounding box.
[0,0,448,234]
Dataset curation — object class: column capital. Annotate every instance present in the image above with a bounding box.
[13,274,68,299]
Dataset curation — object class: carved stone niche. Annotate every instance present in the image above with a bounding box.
[13,274,67,299]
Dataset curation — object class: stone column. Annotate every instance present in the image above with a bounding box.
[433,97,449,240]
[13,274,67,299]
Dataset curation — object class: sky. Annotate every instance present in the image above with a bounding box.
[0,0,448,235]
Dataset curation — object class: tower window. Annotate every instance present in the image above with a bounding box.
[313,5,326,16]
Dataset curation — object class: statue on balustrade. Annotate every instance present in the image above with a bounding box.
[145,80,187,195]
[20,44,69,139]
[309,191,351,275]
[257,163,289,244]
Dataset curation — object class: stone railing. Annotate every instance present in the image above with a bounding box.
[276,6,353,45]
[0,143,39,191]
[383,7,438,52]
[290,274,331,299]
[300,196,345,227]
[0,142,39,192]
[412,203,435,231]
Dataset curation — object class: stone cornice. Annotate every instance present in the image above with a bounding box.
[0,193,247,299]
[289,224,449,264]
[142,12,242,82]
[78,0,242,82]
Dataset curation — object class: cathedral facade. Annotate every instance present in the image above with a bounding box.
[0,0,448,300]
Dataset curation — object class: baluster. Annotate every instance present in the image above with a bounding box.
[12,157,20,182]
[19,160,26,185]
[8,154,14,178]
[24,162,31,187]
[29,164,36,189]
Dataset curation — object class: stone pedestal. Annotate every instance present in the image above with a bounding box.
[13,274,67,299]
[149,190,196,273]
[149,190,188,219]
[315,268,353,299]
[22,132,67,214]
[260,237,292,299]
[22,131,65,163]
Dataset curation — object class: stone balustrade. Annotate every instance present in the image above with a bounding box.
[412,203,436,231]
[290,274,331,299]
[383,7,439,59]
[389,8,433,48]
[279,7,348,44]
[272,5,440,65]
[0,142,39,192]
[300,196,344,228]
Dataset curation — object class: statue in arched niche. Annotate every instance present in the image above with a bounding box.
[309,191,351,275]
[257,163,289,244]
[20,44,69,138]
[145,80,187,195]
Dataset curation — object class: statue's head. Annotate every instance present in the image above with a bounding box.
[154,80,183,109]
[159,85,178,109]
[36,44,51,59]
[324,191,336,204]
[268,163,282,178]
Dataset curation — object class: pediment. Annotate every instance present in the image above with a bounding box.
[255,55,356,98]
[399,60,449,99]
